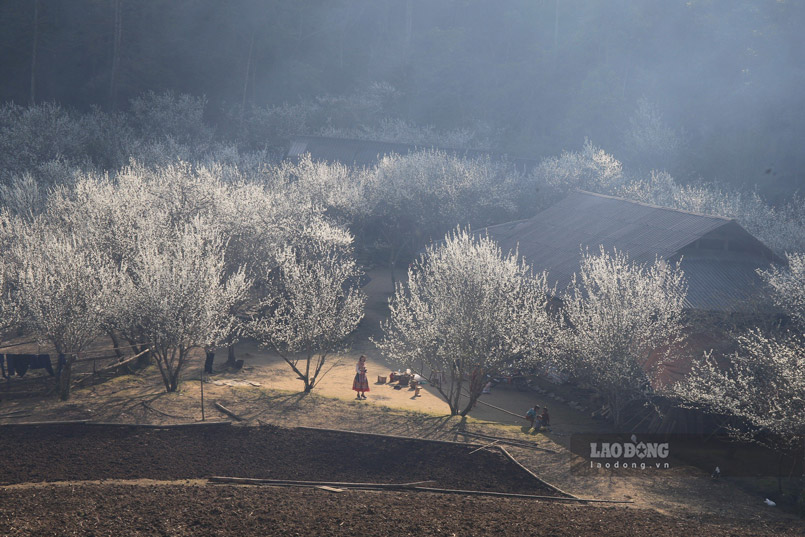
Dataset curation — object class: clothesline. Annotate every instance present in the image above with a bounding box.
[79,343,150,357]
[0,340,149,354]
[3,348,150,380]
[0,339,43,350]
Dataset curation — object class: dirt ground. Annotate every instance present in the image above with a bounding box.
[0,424,800,537]
[0,424,557,494]
[0,268,803,535]
[2,483,801,537]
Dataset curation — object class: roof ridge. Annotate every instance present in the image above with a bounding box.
[573,189,734,222]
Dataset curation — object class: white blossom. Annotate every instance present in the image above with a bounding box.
[559,247,687,427]
[119,217,249,393]
[675,330,804,446]
[11,219,127,399]
[248,224,365,393]
[759,252,805,328]
[375,228,556,416]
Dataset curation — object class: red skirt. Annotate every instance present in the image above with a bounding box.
[352,372,370,392]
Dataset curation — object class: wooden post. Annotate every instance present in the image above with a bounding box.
[200,367,205,421]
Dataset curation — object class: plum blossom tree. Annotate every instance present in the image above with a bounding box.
[0,213,19,346]
[248,221,365,393]
[559,247,687,427]
[760,252,805,327]
[674,330,804,446]
[120,218,249,393]
[11,220,127,400]
[531,140,625,204]
[674,252,805,467]
[375,229,556,416]
[366,150,521,284]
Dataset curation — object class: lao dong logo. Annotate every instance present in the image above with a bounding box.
[588,434,670,470]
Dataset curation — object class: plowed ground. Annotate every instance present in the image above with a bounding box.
[0,424,800,536]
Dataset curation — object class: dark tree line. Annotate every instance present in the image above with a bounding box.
[1,1,803,198]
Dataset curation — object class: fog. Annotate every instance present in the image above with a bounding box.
[1,0,803,198]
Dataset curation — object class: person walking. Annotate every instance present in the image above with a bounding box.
[352,355,370,399]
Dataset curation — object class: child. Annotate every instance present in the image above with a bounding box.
[524,405,541,429]
[539,407,550,431]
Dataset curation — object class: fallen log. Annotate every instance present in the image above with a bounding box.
[214,402,244,421]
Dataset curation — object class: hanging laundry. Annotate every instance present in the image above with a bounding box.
[6,354,30,377]
[30,354,54,376]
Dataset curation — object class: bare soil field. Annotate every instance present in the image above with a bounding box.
[0,424,801,537]
[0,423,554,494]
[1,483,800,537]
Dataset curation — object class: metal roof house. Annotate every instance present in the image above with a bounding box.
[286,135,539,173]
[478,190,782,313]
[474,191,785,432]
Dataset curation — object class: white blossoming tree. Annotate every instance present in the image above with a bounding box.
[375,229,556,416]
[366,150,521,285]
[674,252,805,471]
[559,247,687,427]
[531,140,625,204]
[120,218,249,393]
[0,213,19,350]
[248,221,365,393]
[760,252,805,327]
[11,221,127,400]
[675,330,804,445]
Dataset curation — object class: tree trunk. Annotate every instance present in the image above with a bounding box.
[29,0,39,105]
[153,351,173,393]
[225,344,237,368]
[58,355,74,401]
[460,392,478,417]
[609,392,623,429]
[169,371,179,392]
[450,369,463,416]
[240,30,256,127]
[109,331,123,359]
[109,0,123,109]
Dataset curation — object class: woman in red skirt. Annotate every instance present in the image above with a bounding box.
[352,355,369,399]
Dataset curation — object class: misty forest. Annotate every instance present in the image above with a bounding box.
[0,1,804,535]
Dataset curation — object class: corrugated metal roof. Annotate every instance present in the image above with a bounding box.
[285,135,539,172]
[479,191,777,312]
